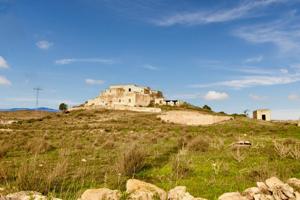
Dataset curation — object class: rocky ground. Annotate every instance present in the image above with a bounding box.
[1,177,300,200]
[1,109,300,199]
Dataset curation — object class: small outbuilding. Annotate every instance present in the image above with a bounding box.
[253,109,271,121]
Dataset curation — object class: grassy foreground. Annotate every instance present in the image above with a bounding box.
[0,109,300,199]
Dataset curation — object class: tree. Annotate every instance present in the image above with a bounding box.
[243,109,250,117]
[203,105,212,111]
[59,103,68,112]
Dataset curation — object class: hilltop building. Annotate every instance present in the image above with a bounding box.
[85,84,182,108]
[253,109,271,121]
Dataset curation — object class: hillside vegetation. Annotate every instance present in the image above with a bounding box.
[0,109,300,200]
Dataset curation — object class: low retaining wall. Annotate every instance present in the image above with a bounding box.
[69,105,161,113]
[158,111,233,126]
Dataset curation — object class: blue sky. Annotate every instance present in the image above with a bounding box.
[1,0,300,119]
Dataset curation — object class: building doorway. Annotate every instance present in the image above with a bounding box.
[262,114,266,121]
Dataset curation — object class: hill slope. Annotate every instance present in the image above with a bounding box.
[0,109,299,199]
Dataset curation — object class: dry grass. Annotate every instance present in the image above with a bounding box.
[273,139,300,159]
[231,147,247,163]
[1,110,300,199]
[172,149,192,182]
[25,138,55,154]
[116,144,147,177]
[187,136,210,152]
[0,143,11,158]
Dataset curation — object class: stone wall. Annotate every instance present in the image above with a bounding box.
[69,105,161,113]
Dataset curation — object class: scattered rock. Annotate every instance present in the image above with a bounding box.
[0,120,17,125]
[265,177,285,188]
[126,179,167,200]
[5,191,61,200]
[0,129,13,132]
[218,192,246,200]
[234,141,252,147]
[79,188,121,200]
[288,178,300,191]
[222,177,299,200]
[243,187,260,199]
[295,192,300,200]
[257,182,271,194]
[168,186,207,200]
[0,195,8,200]
[4,177,300,200]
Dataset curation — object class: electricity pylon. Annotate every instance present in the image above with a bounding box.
[33,87,42,109]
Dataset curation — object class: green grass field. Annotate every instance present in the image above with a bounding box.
[0,109,300,199]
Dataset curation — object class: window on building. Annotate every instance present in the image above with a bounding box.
[129,98,131,103]
[119,99,121,103]
[129,88,131,92]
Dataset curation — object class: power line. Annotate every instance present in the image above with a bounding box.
[33,87,42,109]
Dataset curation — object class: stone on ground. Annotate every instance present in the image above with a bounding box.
[126,179,167,200]
[5,191,61,200]
[218,192,247,200]
[79,188,121,200]
[288,178,300,191]
[168,186,207,200]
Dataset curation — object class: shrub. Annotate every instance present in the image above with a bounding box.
[0,143,11,158]
[16,159,46,192]
[273,140,300,160]
[203,105,212,111]
[25,138,55,154]
[117,144,147,176]
[59,103,68,112]
[102,141,115,149]
[187,136,210,152]
[231,147,247,163]
[172,150,192,181]
[16,158,69,194]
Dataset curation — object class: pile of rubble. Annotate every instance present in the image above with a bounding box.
[219,177,300,200]
[1,177,299,200]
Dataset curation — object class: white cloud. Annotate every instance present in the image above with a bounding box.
[203,91,229,101]
[36,40,53,50]
[244,55,263,63]
[238,67,275,75]
[280,68,289,74]
[249,94,267,101]
[288,94,300,101]
[154,0,285,26]
[190,72,300,89]
[234,13,300,53]
[55,58,115,65]
[0,75,11,86]
[0,56,9,68]
[143,64,159,71]
[85,79,105,85]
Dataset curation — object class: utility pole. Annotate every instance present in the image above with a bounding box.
[33,87,42,109]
